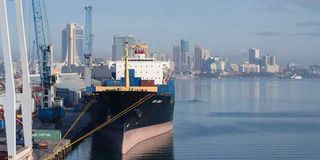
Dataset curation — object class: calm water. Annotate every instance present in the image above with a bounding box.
[67,78,320,160]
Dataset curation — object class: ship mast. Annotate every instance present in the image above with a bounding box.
[125,42,130,89]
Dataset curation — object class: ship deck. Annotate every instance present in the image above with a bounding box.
[93,86,158,93]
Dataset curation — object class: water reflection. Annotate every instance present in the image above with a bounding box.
[123,131,174,160]
[89,131,174,160]
[68,79,320,160]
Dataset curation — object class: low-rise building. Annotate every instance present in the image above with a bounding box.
[202,56,228,73]
[240,62,260,73]
[230,64,240,72]
[265,65,280,73]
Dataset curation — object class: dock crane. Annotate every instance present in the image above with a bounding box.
[84,6,93,87]
[32,0,64,122]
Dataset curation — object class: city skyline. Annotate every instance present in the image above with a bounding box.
[1,0,320,66]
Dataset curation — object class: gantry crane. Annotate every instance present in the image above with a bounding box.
[32,0,64,122]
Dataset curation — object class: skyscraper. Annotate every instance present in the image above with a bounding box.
[202,48,210,59]
[125,34,137,57]
[270,55,276,65]
[173,44,180,72]
[194,45,202,73]
[249,48,260,65]
[261,55,270,66]
[187,55,193,71]
[194,45,210,73]
[112,34,136,60]
[180,39,189,71]
[262,55,277,66]
[61,23,84,66]
[112,35,125,61]
[261,55,279,73]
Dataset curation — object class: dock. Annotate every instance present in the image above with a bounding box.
[32,139,71,160]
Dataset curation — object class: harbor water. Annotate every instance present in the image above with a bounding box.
[67,78,320,160]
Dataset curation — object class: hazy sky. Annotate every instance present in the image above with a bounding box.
[1,0,320,66]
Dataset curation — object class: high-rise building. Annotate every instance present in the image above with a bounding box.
[125,34,137,57]
[180,39,189,71]
[112,35,125,61]
[187,55,193,71]
[194,45,210,73]
[261,55,270,67]
[270,55,276,65]
[202,48,210,59]
[261,55,279,73]
[173,44,180,72]
[112,34,137,61]
[194,45,202,73]
[152,51,168,61]
[249,48,260,65]
[61,23,84,66]
[261,55,276,66]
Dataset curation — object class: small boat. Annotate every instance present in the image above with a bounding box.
[291,74,302,80]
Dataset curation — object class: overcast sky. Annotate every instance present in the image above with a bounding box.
[1,0,320,66]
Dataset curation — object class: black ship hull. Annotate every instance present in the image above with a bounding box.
[90,91,174,154]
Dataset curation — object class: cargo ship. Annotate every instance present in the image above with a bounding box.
[86,44,175,154]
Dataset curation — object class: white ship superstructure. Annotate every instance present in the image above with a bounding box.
[110,58,170,85]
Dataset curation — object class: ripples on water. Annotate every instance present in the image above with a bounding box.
[67,79,320,160]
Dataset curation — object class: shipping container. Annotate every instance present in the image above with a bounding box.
[103,80,114,86]
[157,82,175,96]
[129,69,135,78]
[37,107,65,122]
[32,129,61,141]
[103,80,124,86]
[0,119,5,129]
[120,77,141,86]
[141,80,155,86]
[86,86,96,94]
[168,80,175,96]
[130,77,141,86]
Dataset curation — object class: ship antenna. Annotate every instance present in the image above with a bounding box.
[125,42,130,89]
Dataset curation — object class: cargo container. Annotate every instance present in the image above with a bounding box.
[120,77,141,86]
[157,81,174,96]
[103,80,114,86]
[141,80,155,86]
[86,86,96,94]
[129,69,135,78]
[102,80,123,86]
[0,119,4,129]
[32,129,61,141]
[37,107,65,123]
